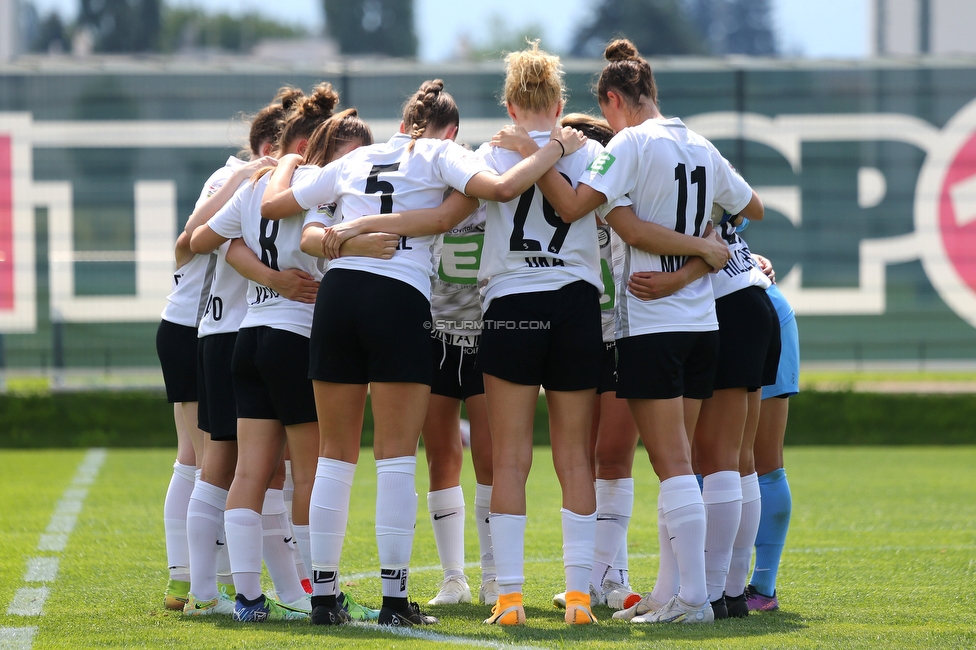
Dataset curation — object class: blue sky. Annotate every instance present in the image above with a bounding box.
[27,0,870,60]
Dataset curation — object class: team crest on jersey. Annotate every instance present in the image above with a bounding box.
[588,152,615,175]
[316,202,337,217]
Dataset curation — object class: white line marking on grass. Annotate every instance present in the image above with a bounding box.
[354,622,546,649]
[23,558,59,583]
[52,499,83,516]
[1,449,107,650]
[45,516,77,534]
[36,534,68,553]
[59,488,88,503]
[0,627,37,650]
[7,589,49,617]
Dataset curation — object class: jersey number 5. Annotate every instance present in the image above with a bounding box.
[365,163,409,249]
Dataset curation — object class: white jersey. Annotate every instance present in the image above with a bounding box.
[161,253,215,328]
[584,117,753,337]
[710,224,771,299]
[430,206,486,337]
[291,133,491,300]
[160,156,245,327]
[597,223,628,343]
[478,133,604,309]
[208,173,327,338]
[197,240,249,337]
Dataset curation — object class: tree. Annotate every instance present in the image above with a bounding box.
[459,14,547,61]
[684,0,777,56]
[158,8,307,53]
[724,0,776,56]
[323,0,416,57]
[569,0,706,58]
[77,0,162,53]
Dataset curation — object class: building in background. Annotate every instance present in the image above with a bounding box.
[872,0,976,55]
[0,0,18,62]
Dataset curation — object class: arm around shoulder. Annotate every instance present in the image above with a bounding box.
[189,224,227,255]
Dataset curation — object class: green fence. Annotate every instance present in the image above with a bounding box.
[2,56,976,371]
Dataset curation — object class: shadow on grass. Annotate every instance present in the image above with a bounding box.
[198,603,806,645]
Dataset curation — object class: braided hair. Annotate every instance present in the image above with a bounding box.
[401,79,459,150]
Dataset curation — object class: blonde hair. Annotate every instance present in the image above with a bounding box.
[502,40,565,114]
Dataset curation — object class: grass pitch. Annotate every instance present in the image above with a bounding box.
[1,446,974,649]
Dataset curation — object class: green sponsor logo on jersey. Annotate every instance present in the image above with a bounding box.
[587,152,616,175]
[599,258,615,310]
[438,233,484,285]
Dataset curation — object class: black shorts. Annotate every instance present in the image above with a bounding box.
[232,326,317,425]
[616,330,720,400]
[596,341,618,395]
[713,286,782,391]
[478,281,602,391]
[430,332,484,400]
[156,319,198,403]
[309,269,432,385]
[197,333,238,441]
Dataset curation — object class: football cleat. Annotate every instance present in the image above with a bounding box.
[164,579,190,611]
[484,592,526,626]
[428,575,472,605]
[233,594,308,622]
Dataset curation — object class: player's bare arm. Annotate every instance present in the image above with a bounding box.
[317,191,480,259]
[260,153,305,220]
[183,156,277,237]
[465,125,585,203]
[604,206,731,270]
[490,125,605,222]
[628,257,713,301]
[224,237,319,304]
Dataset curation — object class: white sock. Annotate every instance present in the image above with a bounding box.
[293,524,311,582]
[309,457,355,598]
[216,521,233,592]
[660,474,708,606]
[613,526,631,588]
[475,483,495,581]
[283,459,294,524]
[163,461,196,581]
[727,473,761,597]
[703,470,743,603]
[186,480,226,601]
[591,478,634,589]
[261,489,305,604]
[224,508,264,601]
[650,496,679,604]
[376,456,418,599]
[562,508,596,595]
[428,486,466,580]
[489,513,526,596]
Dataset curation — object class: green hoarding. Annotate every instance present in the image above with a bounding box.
[1,57,975,368]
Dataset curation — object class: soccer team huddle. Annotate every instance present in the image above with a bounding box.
[155,37,798,628]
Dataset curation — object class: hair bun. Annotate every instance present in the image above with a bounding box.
[276,86,305,112]
[304,83,340,117]
[418,79,444,97]
[604,39,640,62]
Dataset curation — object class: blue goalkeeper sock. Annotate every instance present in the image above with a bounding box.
[750,468,791,596]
